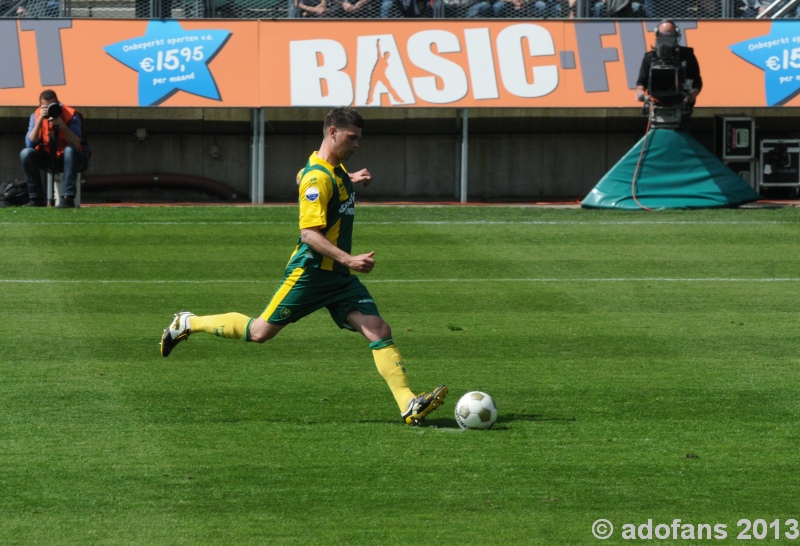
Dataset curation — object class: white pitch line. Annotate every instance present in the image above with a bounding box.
[374,277,800,283]
[1,278,799,284]
[0,220,797,226]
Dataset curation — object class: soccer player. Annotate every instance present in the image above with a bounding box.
[160,107,447,426]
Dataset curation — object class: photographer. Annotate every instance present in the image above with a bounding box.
[635,20,702,132]
[19,89,90,208]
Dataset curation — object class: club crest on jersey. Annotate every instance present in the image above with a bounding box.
[304,186,320,202]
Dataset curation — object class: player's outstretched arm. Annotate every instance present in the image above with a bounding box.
[349,168,372,187]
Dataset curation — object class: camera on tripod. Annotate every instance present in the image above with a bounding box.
[46,102,62,119]
[642,22,693,129]
[644,65,692,129]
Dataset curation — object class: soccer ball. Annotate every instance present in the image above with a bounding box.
[454,391,497,430]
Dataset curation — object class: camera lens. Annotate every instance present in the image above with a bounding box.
[47,103,62,118]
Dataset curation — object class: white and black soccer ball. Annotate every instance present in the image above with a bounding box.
[454,391,497,430]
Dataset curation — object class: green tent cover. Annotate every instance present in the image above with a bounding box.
[581,128,761,210]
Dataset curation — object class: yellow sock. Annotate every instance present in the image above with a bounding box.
[189,313,253,340]
[370,339,415,412]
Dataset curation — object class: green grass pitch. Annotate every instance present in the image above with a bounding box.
[1,205,799,545]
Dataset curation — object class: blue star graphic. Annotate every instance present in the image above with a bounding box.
[104,20,230,106]
[730,21,800,107]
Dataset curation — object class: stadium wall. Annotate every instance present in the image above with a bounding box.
[3,106,798,201]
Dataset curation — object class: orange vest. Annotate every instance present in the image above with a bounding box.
[34,104,79,160]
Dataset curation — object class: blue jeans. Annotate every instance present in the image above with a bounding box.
[20,146,89,199]
[466,0,491,15]
[467,0,551,17]
[593,0,639,15]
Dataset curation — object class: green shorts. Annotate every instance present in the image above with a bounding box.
[260,266,380,329]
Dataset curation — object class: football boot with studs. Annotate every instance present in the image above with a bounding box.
[402,384,448,425]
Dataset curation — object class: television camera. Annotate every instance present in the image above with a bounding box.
[639,22,694,130]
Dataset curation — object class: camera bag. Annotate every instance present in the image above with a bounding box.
[0,179,29,207]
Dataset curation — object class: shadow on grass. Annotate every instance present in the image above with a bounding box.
[412,412,577,430]
[504,413,577,422]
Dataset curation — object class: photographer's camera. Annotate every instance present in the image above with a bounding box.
[46,103,62,119]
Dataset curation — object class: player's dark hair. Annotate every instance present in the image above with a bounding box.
[324,107,364,134]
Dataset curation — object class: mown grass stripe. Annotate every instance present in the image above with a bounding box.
[2,277,800,283]
[0,220,797,226]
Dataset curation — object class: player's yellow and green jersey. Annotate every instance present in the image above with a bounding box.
[287,152,356,275]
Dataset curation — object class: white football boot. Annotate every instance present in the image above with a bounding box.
[159,311,194,357]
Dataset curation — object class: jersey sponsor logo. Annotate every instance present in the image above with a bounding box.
[358,298,374,303]
[305,186,320,202]
[339,192,356,214]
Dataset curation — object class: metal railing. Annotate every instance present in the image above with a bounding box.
[1,0,794,19]
[756,0,800,17]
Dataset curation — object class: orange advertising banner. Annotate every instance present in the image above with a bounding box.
[0,18,797,108]
[0,18,260,107]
